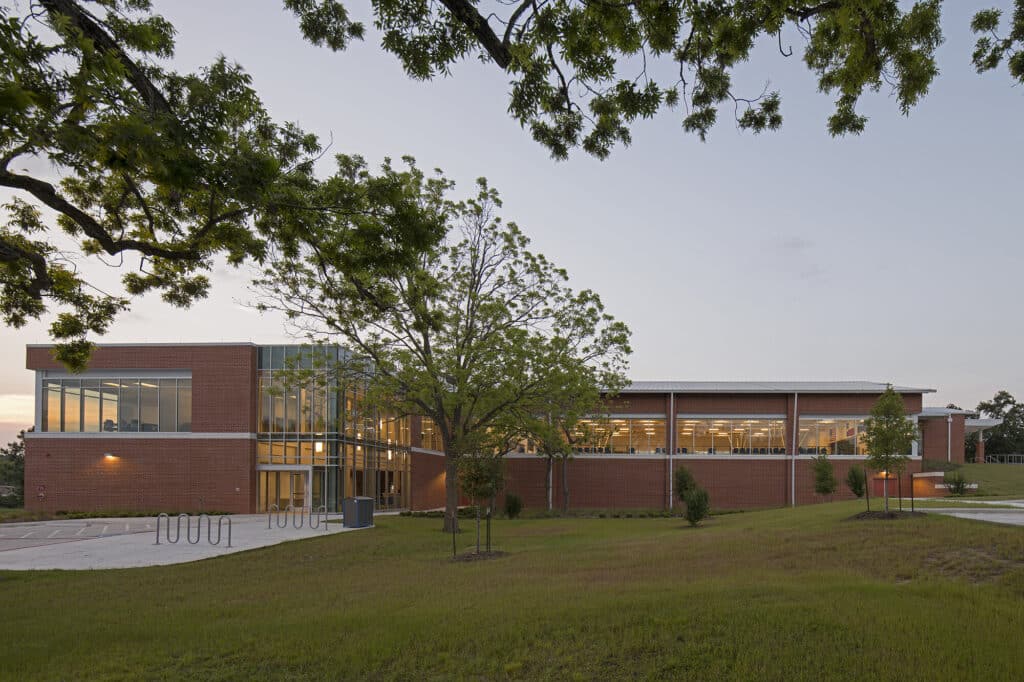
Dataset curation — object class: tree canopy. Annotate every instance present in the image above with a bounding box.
[862,385,917,512]
[973,390,1024,455]
[290,1,1019,160]
[254,175,630,530]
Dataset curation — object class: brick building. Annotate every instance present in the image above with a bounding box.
[23,344,989,514]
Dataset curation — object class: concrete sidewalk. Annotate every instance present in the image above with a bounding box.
[920,504,1024,528]
[0,514,367,570]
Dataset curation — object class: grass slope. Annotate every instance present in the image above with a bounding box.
[2,502,1023,681]
[959,463,1024,497]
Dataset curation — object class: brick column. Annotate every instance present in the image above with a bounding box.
[976,431,985,464]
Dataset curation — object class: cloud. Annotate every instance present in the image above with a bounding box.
[768,234,822,281]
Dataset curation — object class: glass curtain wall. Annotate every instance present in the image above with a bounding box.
[256,345,411,512]
[675,418,787,454]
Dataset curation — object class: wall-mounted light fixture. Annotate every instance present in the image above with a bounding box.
[103,453,118,461]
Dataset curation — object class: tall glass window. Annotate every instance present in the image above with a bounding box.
[43,380,61,432]
[159,379,177,431]
[82,380,100,433]
[62,380,81,432]
[139,380,159,432]
[101,381,119,432]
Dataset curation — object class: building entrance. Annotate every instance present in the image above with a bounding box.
[258,469,309,511]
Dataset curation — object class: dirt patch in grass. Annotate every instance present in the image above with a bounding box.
[847,510,927,521]
[451,550,509,563]
[922,548,1024,583]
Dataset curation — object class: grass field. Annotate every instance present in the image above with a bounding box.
[3,502,1023,681]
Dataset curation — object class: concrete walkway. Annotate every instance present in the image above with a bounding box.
[920,500,1024,527]
[0,513,368,570]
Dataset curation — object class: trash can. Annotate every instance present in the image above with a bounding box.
[343,496,375,528]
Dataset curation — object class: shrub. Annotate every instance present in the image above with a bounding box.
[683,487,710,527]
[674,466,697,500]
[846,466,866,498]
[812,455,837,496]
[504,493,523,519]
[944,470,968,496]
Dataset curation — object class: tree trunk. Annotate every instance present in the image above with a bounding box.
[883,476,890,513]
[443,455,459,533]
[561,457,569,513]
[545,456,553,511]
[475,503,481,554]
[486,497,492,552]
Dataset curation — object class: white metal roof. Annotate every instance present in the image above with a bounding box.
[919,407,978,417]
[620,381,935,394]
[965,418,1003,433]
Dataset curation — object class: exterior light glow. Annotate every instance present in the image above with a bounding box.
[103,453,117,461]
[314,442,324,453]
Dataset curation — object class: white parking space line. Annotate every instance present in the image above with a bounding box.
[75,527,86,536]
[100,525,109,536]
[47,530,60,538]
[20,532,34,538]
[124,523,130,532]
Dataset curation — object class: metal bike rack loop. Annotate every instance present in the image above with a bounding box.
[187,514,205,544]
[309,505,328,530]
[207,515,233,547]
[287,504,305,529]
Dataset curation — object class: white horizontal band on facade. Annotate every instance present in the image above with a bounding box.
[39,369,192,379]
[256,464,312,472]
[26,432,256,440]
[410,447,445,456]
[503,453,919,461]
[596,413,667,419]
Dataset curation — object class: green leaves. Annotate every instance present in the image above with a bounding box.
[1,1,331,368]
[862,385,918,477]
[971,2,1024,84]
[293,1,948,158]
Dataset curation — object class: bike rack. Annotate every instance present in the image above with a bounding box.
[309,505,328,530]
[286,504,305,529]
[154,513,232,548]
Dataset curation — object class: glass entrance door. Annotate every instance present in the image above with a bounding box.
[258,470,309,511]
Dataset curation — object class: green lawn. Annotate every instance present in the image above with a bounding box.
[3,502,1023,681]
[959,463,1024,497]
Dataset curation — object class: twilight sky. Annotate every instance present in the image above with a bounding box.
[1,1,1022,443]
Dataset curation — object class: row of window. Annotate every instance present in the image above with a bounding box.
[42,378,192,433]
[256,439,409,467]
[514,417,896,455]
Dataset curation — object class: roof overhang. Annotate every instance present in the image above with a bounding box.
[965,418,1002,434]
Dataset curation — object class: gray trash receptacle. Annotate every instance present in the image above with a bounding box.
[343,496,375,528]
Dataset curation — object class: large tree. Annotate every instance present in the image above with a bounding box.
[970,390,1024,457]
[254,177,630,531]
[862,385,917,513]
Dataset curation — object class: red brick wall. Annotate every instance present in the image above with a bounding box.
[409,450,446,511]
[920,415,966,464]
[24,436,255,513]
[675,394,790,414]
[27,344,258,433]
[798,393,922,415]
[499,455,922,512]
